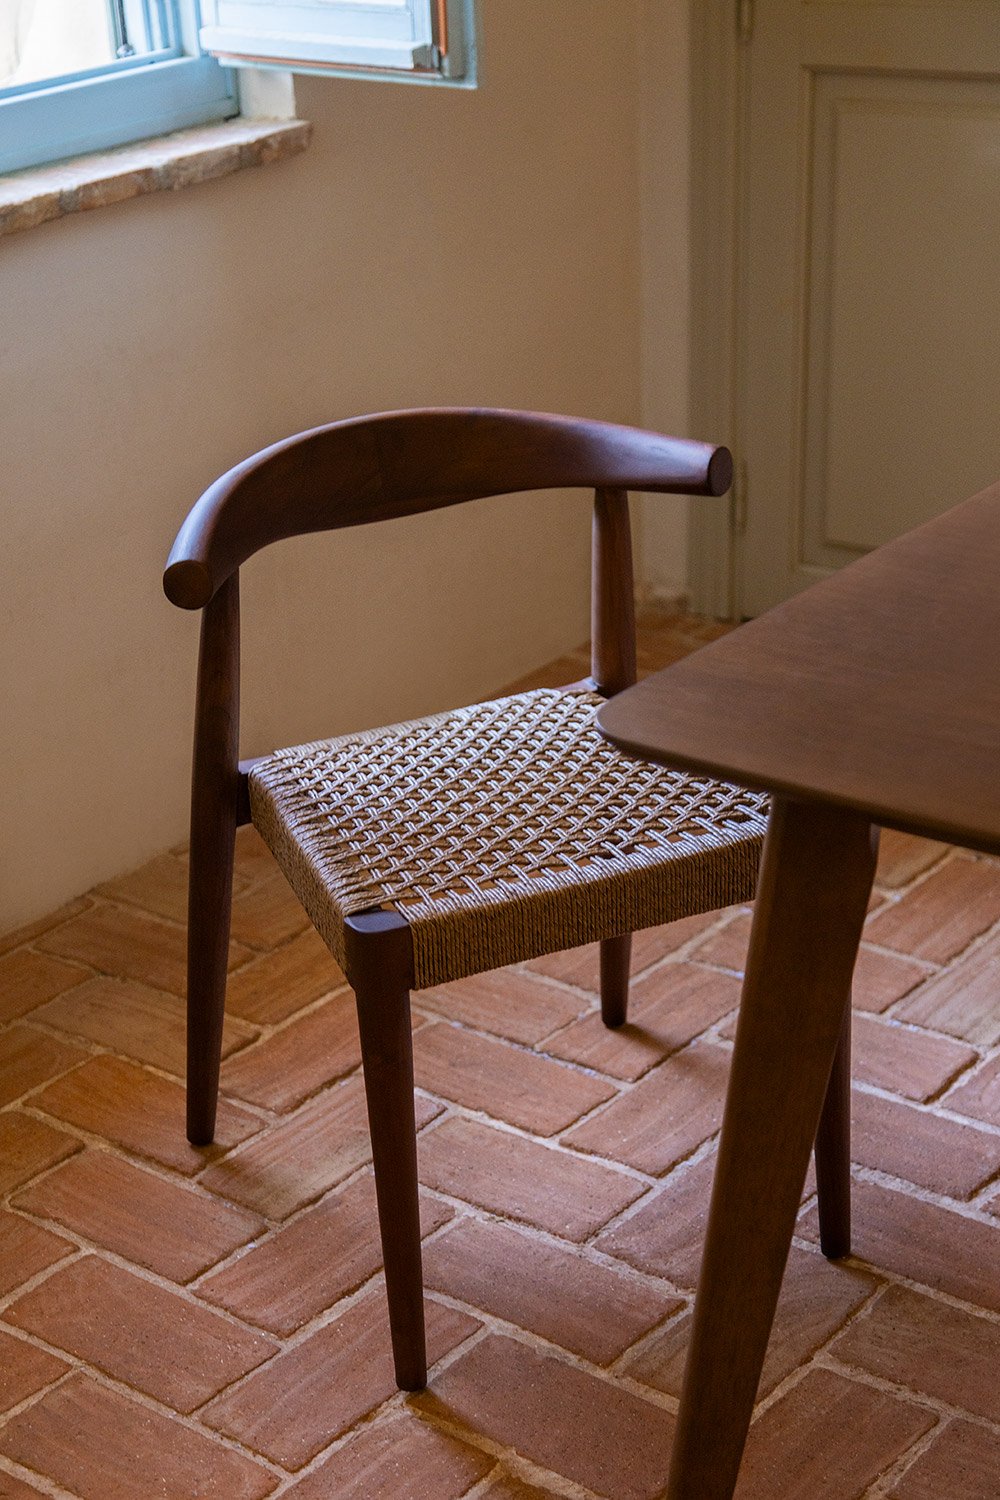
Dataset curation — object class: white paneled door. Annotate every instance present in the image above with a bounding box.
[737,0,1000,615]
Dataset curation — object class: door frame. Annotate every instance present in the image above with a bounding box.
[686,0,746,618]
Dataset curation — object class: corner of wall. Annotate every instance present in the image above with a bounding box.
[635,0,692,607]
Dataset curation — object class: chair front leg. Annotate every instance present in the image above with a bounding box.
[600,933,632,1028]
[186,809,237,1144]
[345,910,426,1391]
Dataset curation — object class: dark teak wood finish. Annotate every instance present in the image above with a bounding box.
[598,479,1000,1499]
[591,485,638,1027]
[599,479,1000,857]
[186,572,240,1145]
[168,407,735,1390]
[165,407,731,612]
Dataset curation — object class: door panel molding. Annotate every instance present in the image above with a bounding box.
[691,0,1000,618]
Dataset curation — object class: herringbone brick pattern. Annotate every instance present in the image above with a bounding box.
[1,615,998,1498]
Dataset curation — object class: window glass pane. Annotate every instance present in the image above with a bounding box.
[0,0,173,92]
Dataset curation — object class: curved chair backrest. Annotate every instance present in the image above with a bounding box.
[164,407,732,610]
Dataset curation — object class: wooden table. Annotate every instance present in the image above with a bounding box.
[597,480,1000,1499]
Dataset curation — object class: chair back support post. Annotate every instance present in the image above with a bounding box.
[591,487,637,696]
[188,570,241,939]
[163,411,732,612]
[185,569,241,1140]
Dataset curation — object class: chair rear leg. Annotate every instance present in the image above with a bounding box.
[814,997,853,1259]
[186,816,236,1145]
[600,933,631,1028]
[346,912,426,1391]
[186,570,241,1147]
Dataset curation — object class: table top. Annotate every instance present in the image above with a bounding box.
[598,480,1000,856]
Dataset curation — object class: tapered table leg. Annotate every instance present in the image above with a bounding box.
[665,796,877,1500]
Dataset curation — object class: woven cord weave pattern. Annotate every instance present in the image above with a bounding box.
[249,688,768,989]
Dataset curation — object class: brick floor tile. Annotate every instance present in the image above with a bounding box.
[96,852,207,925]
[800,1181,1000,1313]
[876,830,950,890]
[37,901,251,995]
[852,1015,977,1102]
[0,1328,68,1413]
[545,965,741,1082]
[622,1247,876,1400]
[0,1470,48,1497]
[0,1373,277,1499]
[416,969,585,1046]
[832,1284,1000,1424]
[0,947,87,1024]
[895,930,1000,1046]
[0,1212,74,1299]
[477,1476,563,1500]
[0,897,91,960]
[0,1026,87,1108]
[734,1368,933,1499]
[689,911,751,972]
[203,1293,477,1469]
[564,1041,728,1176]
[220,991,362,1112]
[417,1117,644,1242]
[946,1052,1000,1126]
[12,1151,265,1283]
[594,1151,716,1288]
[706,943,933,1019]
[229,867,310,950]
[850,1088,1000,1198]
[32,1054,261,1175]
[525,915,720,992]
[282,1410,493,1500]
[0,1114,80,1196]
[418,1333,674,1500]
[850,945,933,1013]
[597,1158,824,1305]
[864,858,1000,964]
[199,1079,440,1220]
[225,927,346,1026]
[198,1173,451,1335]
[31,975,257,1076]
[413,1024,615,1135]
[888,1420,1000,1499]
[423,1216,678,1365]
[4,1257,277,1414]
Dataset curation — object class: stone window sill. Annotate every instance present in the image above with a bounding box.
[0,116,312,238]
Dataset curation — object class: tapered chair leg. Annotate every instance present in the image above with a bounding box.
[345,911,426,1392]
[186,820,236,1145]
[665,798,877,1500]
[600,933,632,1028]
[814,998,853,1259]
[186,573,241,1147]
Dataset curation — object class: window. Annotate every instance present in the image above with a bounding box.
[0,2,237,173]
[201,0,476,86]
[0,0,476,179]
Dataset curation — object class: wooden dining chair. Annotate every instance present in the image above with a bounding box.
[164,407,850,1392]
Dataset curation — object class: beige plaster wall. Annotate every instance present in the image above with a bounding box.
[1,1,664,930]
[637,0,693,606]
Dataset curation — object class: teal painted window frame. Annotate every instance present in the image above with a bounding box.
[0,2,236,175]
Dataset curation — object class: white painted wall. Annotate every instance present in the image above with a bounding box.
[2,0,690,931]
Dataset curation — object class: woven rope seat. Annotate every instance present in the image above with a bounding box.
[250,686,769,990]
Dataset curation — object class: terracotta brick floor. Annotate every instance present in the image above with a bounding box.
[2,615,1000,1499]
